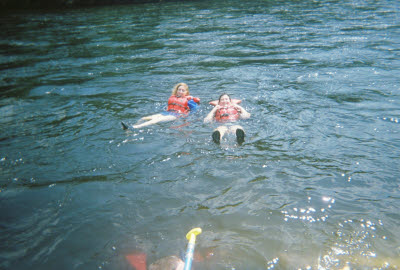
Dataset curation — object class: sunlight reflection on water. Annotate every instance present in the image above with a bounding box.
[1,0,399,269]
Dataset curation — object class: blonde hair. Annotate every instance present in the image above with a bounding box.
[172,83,190,96]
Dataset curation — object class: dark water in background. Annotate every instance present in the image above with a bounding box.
[1,0,399,269]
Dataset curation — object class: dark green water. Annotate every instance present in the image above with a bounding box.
[1,0,399,269]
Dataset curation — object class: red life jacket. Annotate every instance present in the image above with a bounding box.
[167,95,190,114]
[215,106,240,123]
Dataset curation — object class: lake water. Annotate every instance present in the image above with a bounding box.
[1,0,399,269]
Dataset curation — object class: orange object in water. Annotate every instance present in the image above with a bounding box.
[126,252,147,270]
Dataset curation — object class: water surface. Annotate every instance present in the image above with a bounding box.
[1,0,399,269]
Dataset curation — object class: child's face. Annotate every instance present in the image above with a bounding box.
[219,95,231,106]
[177,86,187,97]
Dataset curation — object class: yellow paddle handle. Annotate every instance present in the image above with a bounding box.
[186,228,202,244]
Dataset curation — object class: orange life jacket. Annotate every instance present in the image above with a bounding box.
[167,95,190,114]
[215,106,240,123]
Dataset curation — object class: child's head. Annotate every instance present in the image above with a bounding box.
[172,83,189,96]
[218,93,232,106]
